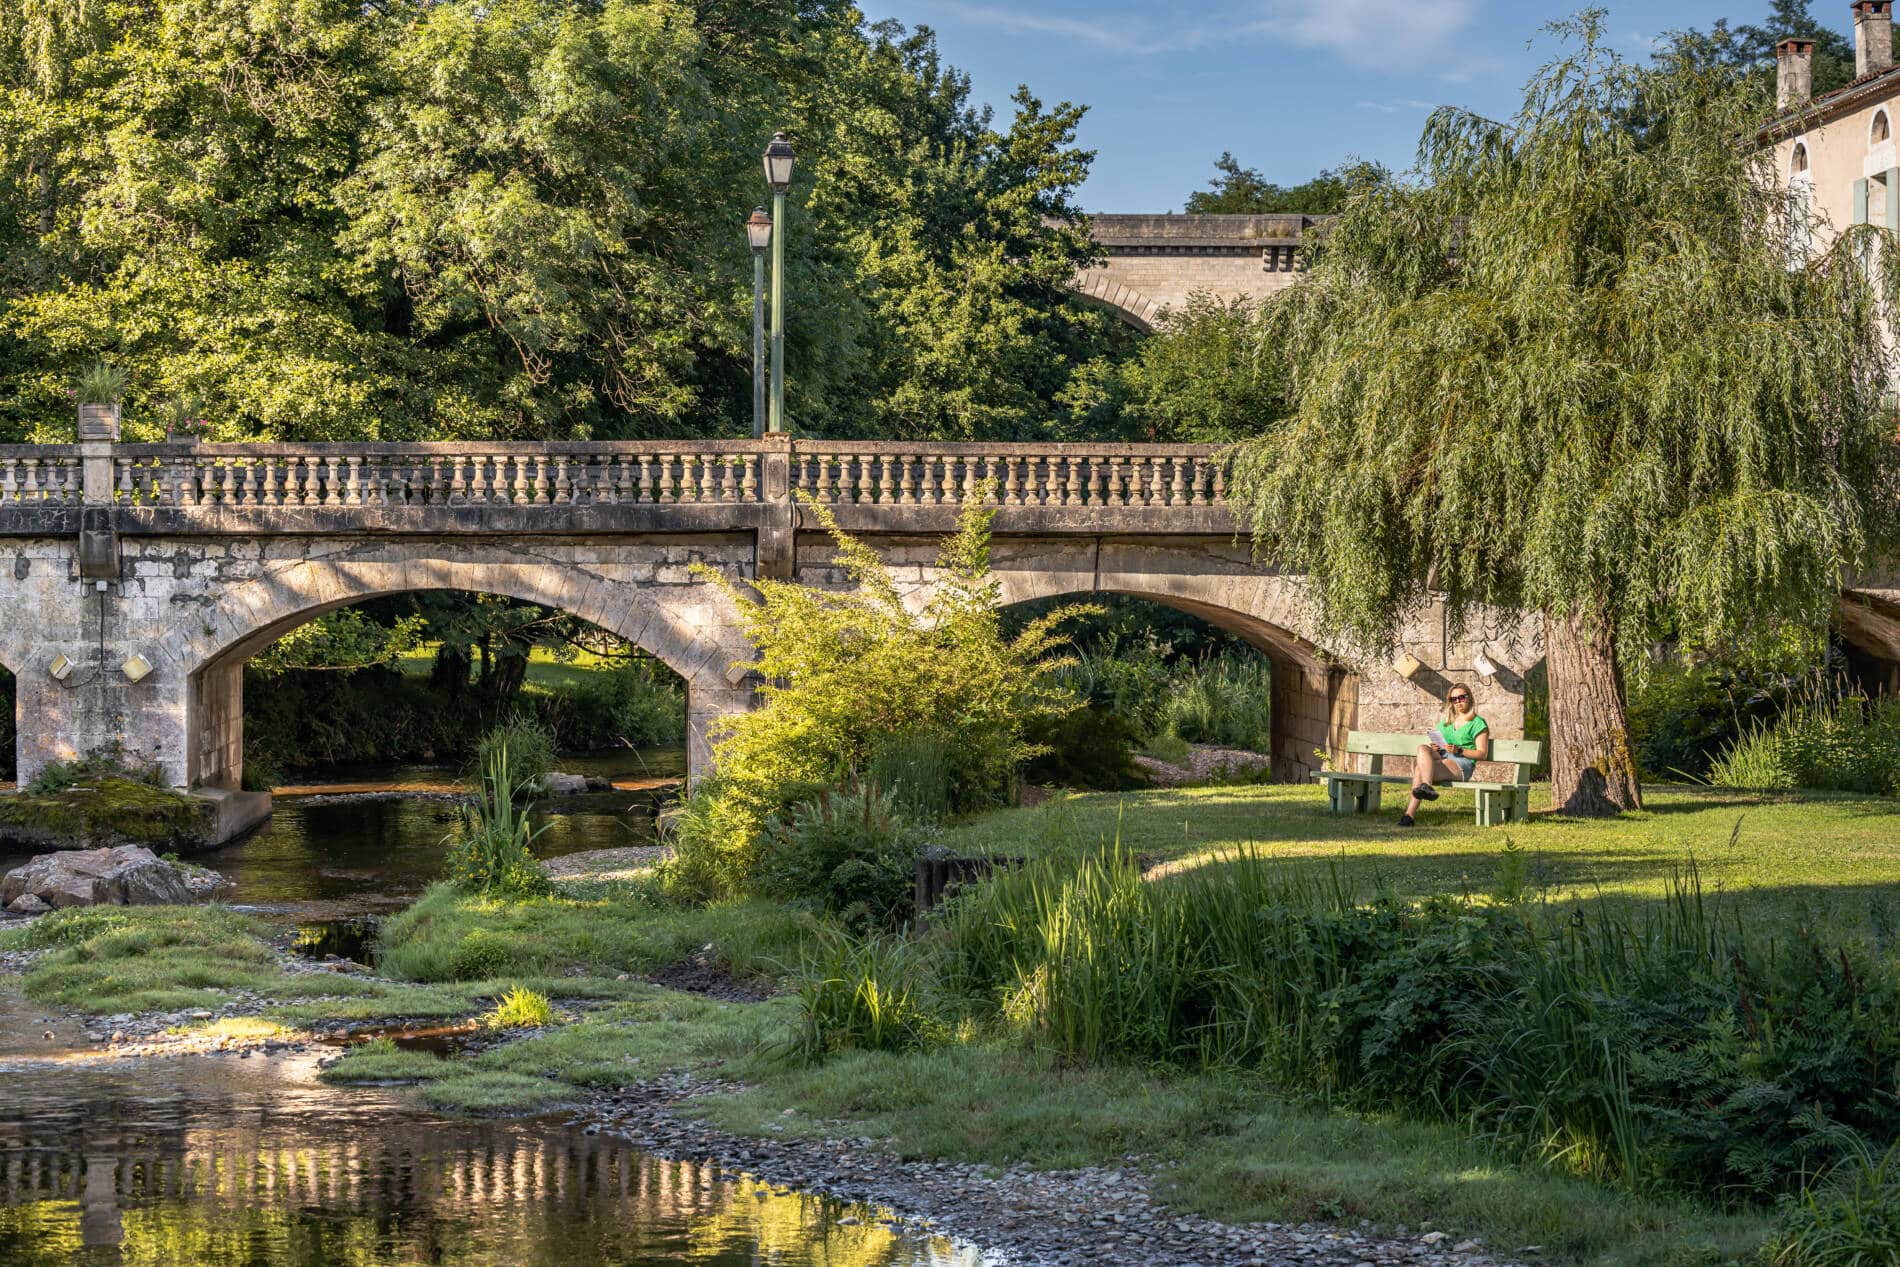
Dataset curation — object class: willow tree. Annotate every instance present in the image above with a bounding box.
[1229,15,1900,815]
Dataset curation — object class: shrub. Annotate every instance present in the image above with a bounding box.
[547,658,685,750]
[1707,694,1900,795]
[1024,648,1172,789]
[472,718,556,794]
[445,746,551,897]
[675,492,1088,897]
[483,985,554,1029]
[753,782,923,931]
[793,929,940,1059]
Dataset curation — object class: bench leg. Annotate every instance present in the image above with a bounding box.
[1474,789,1502,827]
[1510,789,1530,823]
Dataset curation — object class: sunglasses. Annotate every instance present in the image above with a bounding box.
[1448,694,1470,703]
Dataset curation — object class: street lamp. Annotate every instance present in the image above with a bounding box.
[746,207,773,439]
[762,132,796,434]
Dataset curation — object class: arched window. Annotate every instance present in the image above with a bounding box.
[1792,142,1810,175]
[1874,111,1891,144]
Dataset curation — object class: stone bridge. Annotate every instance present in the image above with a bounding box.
[1071,213,1330,330]
[0,438,1545,834]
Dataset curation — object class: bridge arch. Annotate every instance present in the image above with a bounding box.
[1067,270,1165,332]
[842,535,1359,782]
[179,550,754,790]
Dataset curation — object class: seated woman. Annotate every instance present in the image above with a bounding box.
[1398,686,1489,827]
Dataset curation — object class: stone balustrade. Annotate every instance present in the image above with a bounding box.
[0,439,1229,514]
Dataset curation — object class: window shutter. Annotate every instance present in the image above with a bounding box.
[1886,170,1900,231]
[1855,177,1870,224]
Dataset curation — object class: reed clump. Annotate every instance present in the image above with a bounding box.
[805,845,1900,1204]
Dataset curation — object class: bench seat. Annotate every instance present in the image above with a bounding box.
[1315,731,1542,825]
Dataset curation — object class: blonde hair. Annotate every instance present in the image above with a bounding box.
[1441,684,1478,726]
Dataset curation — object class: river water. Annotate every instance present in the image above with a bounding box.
[0,752,983,1267]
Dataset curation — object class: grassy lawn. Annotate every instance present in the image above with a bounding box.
[394,642,620,692]
[946,783,1900,940]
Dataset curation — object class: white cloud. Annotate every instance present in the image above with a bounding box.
[1257,0,1477,69]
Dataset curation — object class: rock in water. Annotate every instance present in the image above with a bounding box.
[541,772,591,795]
[1,845,207,909]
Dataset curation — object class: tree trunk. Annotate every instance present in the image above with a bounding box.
[1544,607,1643,816]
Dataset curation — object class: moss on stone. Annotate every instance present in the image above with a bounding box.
[0,777,216,850]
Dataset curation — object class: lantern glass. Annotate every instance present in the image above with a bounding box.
[762,132,796,193]
[746,208,773,254]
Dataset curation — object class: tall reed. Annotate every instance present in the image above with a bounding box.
[930,847,1900,1200]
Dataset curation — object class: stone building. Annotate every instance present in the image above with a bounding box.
[1767,3,1900,255]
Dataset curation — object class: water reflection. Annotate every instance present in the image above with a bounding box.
[0,1051,973,1266]
[207,748,684,917]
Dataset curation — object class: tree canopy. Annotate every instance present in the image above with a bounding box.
[0,0,1123,443]
[1184,154,1390,216]
[1227,14,1900,814]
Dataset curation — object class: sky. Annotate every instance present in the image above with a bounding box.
[864,1,1826,210]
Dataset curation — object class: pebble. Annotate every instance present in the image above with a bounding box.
[575,1075,1512,1267]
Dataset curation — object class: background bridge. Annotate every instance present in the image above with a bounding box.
[0,436,1540,838]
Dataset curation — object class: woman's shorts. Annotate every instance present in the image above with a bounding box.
[1445,755,1476,781]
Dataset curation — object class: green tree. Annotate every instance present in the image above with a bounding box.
[1227,15,1900,815]
[1184,154,1389,215]
[1063,293,1285,442]
[0,1,1127,443]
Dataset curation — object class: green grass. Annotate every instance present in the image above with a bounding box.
[319,1037,455,1084]
[942,783,1900,940]
[482,985,553,1029]
[697,1047,1769,1267]
[376,882,816,984]
[0,906,384,1013]
[395,643,620,692]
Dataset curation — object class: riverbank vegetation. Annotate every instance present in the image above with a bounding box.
[242,593,686,785]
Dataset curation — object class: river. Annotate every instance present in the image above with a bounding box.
[0,751,984,1267]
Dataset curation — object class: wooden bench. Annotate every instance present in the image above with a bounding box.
[1313,731,1543,826]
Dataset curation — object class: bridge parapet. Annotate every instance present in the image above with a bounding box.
[0,439,1235,543]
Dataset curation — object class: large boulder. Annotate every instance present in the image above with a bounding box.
[1,846,213,911]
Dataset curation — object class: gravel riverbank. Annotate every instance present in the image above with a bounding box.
[578,1074,1516,1267]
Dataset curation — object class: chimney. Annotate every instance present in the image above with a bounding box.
[1778,38,1815,108]
[1855,0,1893,78]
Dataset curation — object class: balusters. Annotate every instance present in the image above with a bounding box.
[1170,456,1188,506]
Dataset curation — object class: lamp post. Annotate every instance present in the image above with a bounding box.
[762,131,796,434]
[745,208,772,439]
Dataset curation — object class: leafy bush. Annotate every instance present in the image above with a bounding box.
[445,747,551,897]
[1024,648,1171,789]
[545,658,684,750]
[472,718,556,795]
[1707,694,1900,795]
[793,930,941,1059]
[753,783,923,931]
[669,493,1087,898]
[1626,661,1794,780]
[483,985,553,1029]
[928,848,1900,1202]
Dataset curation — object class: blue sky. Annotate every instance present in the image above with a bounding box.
[866,1,1824,210]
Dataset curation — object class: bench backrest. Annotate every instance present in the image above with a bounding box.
[1341,730,1543,784]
